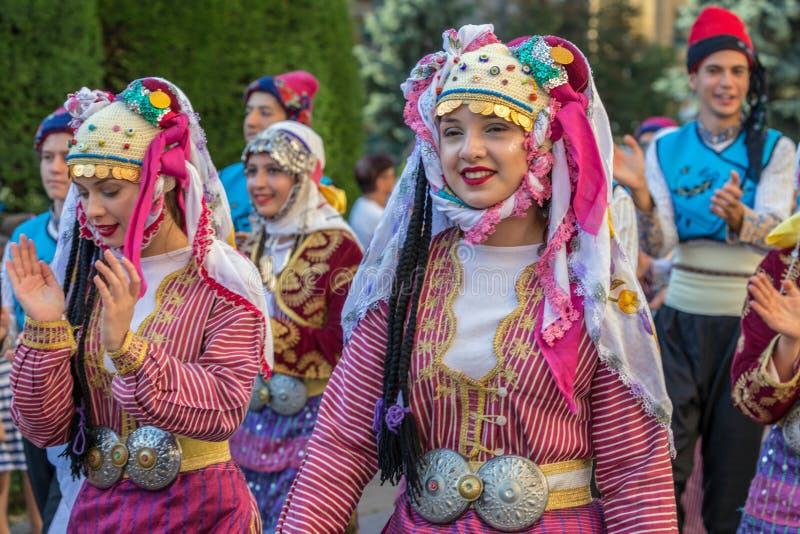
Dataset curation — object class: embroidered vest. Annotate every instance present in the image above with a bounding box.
[656,122,781,242]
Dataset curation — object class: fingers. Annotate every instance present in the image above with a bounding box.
[16,236,34,278]
[119,256,141,298]
[4,259,20,289]
[623,134,642,155]
[93,273,112,304]
[40,261,58,287]
[728,170,740,187]
[104,249,128,287]
[783,280,800,297]
[94,258,125,298]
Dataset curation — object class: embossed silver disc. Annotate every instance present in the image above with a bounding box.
[125,426,182,490]
[475,455,548,532]
[783,402,800,455]
[411,449,471,524]
[249,374,271,411]
[267,374,308,416]
[86,426,124,489]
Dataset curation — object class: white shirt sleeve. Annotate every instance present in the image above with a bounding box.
[644,139,679,256]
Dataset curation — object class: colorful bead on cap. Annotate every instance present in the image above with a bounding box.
[66,101,160,182]
[435,38,571,132]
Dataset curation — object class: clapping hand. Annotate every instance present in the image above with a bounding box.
[613,135,652,211]
[4,235,65,322]
[749,272,800,341]
[93,249,141,353]
[710,170,745,233]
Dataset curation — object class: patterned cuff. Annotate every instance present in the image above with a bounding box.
[732,208,780,248]
[22,317,76,351]
[636,208,665,257]
[758,335,800,390]
[108,331,148,375]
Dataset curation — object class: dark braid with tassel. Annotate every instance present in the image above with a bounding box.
[376,158,433,498]
[59,225,101,478]
[742,55,768,185]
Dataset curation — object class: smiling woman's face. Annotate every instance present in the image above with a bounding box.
[73,176,141,248]
[438,105,528,209]
[245,153,297,218]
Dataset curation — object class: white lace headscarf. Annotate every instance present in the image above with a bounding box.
[343,24,672,444]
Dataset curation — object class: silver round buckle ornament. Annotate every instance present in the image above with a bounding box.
[411,449,473,523]
[249,374,271,411]
[475,455,548,531]
[125,426,182,490]
[86,426,125,489]
[266,374,308,416]
[783,401,800,455]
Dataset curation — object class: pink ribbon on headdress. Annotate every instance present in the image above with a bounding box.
[549,84,608,236]
[124,112,190,297]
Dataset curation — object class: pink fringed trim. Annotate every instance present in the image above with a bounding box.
[510,178,534,218]
[523,132,554,206]
[463,203,502,244]
[535,210,579,345]
[463,32,501,52]
[192,198,272,377]
[403,81,435,145]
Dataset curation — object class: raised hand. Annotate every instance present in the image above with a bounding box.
[613,135,652,211]
[93,249,141,353]
[4,235,65,322]
[710,170,745,233]
[749,272,800,341]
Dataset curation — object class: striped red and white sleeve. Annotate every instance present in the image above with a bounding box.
[277,304,389,533]
[591,362,678,532]
[10,319,76,447]
[109,298,263,441]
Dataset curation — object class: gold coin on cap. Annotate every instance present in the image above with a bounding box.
[550,45,574,65]
[73,164,85,177]
[149,90,171,110]
[95,165,110,179]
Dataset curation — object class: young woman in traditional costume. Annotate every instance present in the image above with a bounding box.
[228,121,362,531]
[731,210,800,532]
[5,79,271,533]
[276,25,677,532]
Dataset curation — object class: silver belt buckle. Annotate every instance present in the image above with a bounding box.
[249,374,271,411]
[412,449,473,523]
[783,401,800,455]
[86,426,126,489]
[411,449,548,531]
[268,374,309,416]
[85,425,182,491]
[125,426,182,490]
[475,455,548,531]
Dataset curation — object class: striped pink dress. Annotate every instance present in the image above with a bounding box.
[277,229,677,533]
[10,260,264,533]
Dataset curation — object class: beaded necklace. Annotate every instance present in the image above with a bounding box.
[697,121,742,145]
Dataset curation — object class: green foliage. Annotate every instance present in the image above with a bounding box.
[489,0,590,53]
[660,0,800,139]
[1,0,363,213]
[355,0,470,159]
[99,0,364,205]
[0,0,104,213]
[590,0,678,135]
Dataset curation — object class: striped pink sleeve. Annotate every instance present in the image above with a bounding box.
[110,299,263,441]
[277,304,389,533]
[10,321,76,447]
[591,362,678,532]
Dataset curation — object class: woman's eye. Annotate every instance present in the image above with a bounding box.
[486,123,508,133]
[442,128,462,137]
[245,167,256,177]
[267,166,283,175]
[102,189,119,198]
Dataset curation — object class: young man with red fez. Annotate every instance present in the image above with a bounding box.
[615,6,796,532]
[218,71,319,235]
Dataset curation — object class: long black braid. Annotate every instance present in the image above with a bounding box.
[59,223,101,478]
[742,56,769,184]
[376,159,433,498]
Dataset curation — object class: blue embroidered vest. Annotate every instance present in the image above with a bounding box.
[656,122,781,242]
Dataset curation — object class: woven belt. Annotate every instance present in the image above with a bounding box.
[412,449,592,531]
[673,263,751,278]
[86,426,230,490]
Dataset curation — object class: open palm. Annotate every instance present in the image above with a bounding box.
[750,273,800,340]
[4,235,65,322]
